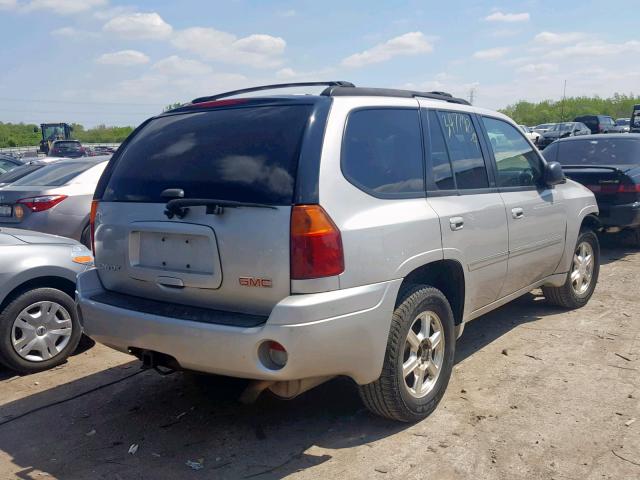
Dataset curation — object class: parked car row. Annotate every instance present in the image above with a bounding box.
[0,82,637,424]
[532,114,634,151]
[536,121,591,149]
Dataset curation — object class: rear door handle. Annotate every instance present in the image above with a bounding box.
[511,207,524,219]
[449,217,464,231]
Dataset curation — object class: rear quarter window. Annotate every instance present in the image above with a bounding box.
[102,105,313,205]
[341,108,424,197]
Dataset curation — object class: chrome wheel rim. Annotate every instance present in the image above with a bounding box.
[571,241,594,295]
[11,301,73,362]
[402,311,445,398]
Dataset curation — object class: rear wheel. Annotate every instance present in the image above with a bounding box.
[359,286,455,422]
[542,230,600,309]
[0,288,82,374]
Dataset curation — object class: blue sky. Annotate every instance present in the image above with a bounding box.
[1,0,639,127]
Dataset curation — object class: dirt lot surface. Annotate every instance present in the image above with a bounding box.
[0,240,638,480]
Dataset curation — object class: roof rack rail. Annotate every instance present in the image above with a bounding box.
[323,86,470,105]
[192,81,356,103]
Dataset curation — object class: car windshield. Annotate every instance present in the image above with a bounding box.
[536,124,552,129]
[42,125,66,140]
[0,164,43,184]
[103,104,313,205]
[554,138,640,166]
[616,119,630,126]
[11,161,96,186]
[550,123,574,133]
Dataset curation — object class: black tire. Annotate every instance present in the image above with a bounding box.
[542,229,600,309]
[629,227,640,248]
[0,288,82,374]
[358,285,456,422]
[80,224,91,249]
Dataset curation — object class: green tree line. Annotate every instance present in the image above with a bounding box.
[2,93,639,147]
[0,122,134,148]
[500,93,640,126]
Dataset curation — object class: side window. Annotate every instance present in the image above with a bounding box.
[342,108,424,196]
[482,116,543,188]
[437,111,489,189]
[425,110,455,191]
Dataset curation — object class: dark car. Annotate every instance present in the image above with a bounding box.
[48,140,86,158]
[542,134,640,244]
[0,153,23,175]
[538,122,590,149]
[0,162,47,187]
[574,115,619,134]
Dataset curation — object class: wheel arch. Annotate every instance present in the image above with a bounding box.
[580,213,601,233]
[398,259,466,328]
[0,276,76,313]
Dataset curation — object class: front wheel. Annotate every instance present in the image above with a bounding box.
[542,230,600,309]
[359,286,456,422]
[0,288,82,374]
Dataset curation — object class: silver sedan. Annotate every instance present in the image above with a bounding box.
[0,156,109,247]
[0,228,92,373]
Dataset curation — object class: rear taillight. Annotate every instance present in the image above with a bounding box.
[617,183,640,193]
[17,195,67,212]
[89,200,99,254]
[584,183,640,194]
[290,205,344,280]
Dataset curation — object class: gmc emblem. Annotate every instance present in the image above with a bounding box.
[239,277,273,288]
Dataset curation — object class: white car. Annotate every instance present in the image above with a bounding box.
[519,125,541,145]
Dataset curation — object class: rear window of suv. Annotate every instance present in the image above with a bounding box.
[102,105,313,205]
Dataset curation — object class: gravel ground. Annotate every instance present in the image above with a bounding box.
[0,239,638,480]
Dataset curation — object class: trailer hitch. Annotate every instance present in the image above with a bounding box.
[140,350,177,376]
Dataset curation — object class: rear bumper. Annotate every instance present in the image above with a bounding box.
[76,268,402,385]
[600,202,640,228]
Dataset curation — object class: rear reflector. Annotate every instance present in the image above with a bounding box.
[89,200,99,255]
[267,341,288,368]
[17,195,67,212]
[290,205,344,280]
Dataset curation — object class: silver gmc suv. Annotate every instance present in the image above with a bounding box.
[77,81,600,421]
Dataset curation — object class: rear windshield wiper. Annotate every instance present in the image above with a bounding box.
[164,198,277,219]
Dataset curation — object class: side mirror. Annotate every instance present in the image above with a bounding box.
[544,161,566,186]
[33,126,39,133]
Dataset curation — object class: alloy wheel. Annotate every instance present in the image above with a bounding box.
[402,310,445,398]
[571,241,594,295]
